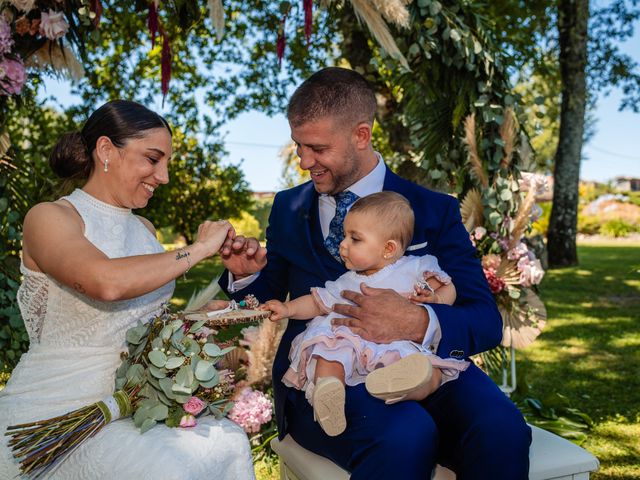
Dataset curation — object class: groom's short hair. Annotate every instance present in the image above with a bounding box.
[349,191,415,250]
[287,67,377,128]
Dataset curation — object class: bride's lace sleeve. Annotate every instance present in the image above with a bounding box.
[16,267,49,343]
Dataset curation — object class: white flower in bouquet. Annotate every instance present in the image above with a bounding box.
[39,9,69,40]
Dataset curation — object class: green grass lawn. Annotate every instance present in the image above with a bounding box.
[515,243,640,479]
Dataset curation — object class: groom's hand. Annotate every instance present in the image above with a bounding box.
[332,283,429,344]
[220,235,267,279]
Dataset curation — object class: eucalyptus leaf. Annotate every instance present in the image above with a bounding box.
[203,343,222,357]
[189,320,206,333]
[140,418,157,434]
[174,392,191,404]
[159,377,176,399]
[148,350,167,368]
[172,382,193,395]
[198,370,220,388]
[176,365,194,386]
[149,365,167,379]
[149,404,169,421]
[126,364,145,385]
[133,406,151,428]
[195,360,215,382]
[165,356,185,369]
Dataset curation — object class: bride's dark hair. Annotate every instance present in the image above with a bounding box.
[49,100,172,179]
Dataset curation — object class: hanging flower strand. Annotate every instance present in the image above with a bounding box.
[276,2,291,68]
[303,0,313,45]
[161,28,171,103]
[148,0,159,48]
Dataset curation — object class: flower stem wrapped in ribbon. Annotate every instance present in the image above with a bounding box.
[6,389,135,478]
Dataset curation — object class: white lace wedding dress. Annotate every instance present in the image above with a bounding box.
[0,189,255,479]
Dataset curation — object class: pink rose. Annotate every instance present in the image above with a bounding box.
[183,396,206,416]
[473,226,487,240]
[179,414,197,428]
[517,257,545,287]
[0,57,26,96]
[39,10,69,40]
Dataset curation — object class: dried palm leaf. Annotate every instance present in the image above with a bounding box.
[0,131,10,158]
[185,275,222,312]
[499,107,517,170]
[460,188,484,232]
[463,113,488,187]
[222,347,248,371]
[26,42,84,80]
[500,289,547,349]
[350,0,410,70]
[509,187,537,249]
[370,0,410,28]
[207,0,225,42]
[496,259,521,286]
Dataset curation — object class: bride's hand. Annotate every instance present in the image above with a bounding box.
[193,220,235,257]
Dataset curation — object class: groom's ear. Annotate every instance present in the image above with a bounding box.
[353,122,372,150]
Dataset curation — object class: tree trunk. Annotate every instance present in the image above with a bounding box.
[547,0,589,268]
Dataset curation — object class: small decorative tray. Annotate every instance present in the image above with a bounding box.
[182,295,270,326]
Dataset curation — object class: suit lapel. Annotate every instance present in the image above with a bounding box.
[291,183,332,280]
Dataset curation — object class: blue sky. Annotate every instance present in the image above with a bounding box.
[42,28,639,192]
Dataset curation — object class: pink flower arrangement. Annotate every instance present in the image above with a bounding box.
[39,9,69,40]
[228,387,273,434]
[183,396,207,416]
[0,56,26,96]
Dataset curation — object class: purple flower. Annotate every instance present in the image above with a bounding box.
[0,56,26,96]
[0,17,13,55]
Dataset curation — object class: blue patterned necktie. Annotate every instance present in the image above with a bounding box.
[324,190,359,262]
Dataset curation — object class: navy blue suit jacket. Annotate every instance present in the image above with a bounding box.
[221,168,502,438]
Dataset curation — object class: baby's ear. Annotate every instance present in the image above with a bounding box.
[383,240,399,259]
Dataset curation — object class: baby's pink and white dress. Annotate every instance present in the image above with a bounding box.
[283,254,469,394]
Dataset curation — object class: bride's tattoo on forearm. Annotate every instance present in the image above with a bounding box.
[74,282,86,294]
[175,250,190,261]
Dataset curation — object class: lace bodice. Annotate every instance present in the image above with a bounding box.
[16,188,174,348]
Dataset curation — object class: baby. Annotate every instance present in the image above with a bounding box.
[263,191,468,436]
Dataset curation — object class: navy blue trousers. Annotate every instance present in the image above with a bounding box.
[285,364,531,479]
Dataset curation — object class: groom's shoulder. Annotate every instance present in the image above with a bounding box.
[273,181,315,204]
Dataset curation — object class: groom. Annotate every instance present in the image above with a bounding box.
[220,67,531,479]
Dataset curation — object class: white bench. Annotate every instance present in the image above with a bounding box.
[271,425,599,480]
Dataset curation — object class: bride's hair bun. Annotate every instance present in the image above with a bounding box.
[49,132,92,179]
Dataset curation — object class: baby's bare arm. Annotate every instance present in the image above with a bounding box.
[262,294,322,321]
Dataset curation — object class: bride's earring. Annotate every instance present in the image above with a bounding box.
[103,158,109,173]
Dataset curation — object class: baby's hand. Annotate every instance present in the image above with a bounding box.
[410,272,444,304]
[260,300,290,322]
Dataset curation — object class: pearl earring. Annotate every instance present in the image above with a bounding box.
[103,158,109,173]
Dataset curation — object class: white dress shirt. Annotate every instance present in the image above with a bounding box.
[229,153,442,352]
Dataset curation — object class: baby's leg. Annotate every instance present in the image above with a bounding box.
[314,357,346,383]
[311,357,347,437]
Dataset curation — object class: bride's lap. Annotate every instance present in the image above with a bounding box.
[2,417,255,480]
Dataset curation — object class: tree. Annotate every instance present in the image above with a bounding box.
[546,0,589,267]
[478,0,640,267]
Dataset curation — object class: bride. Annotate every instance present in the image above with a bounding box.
[0,100,255,479]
